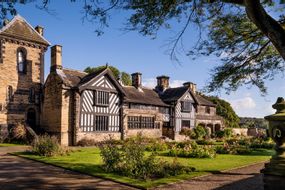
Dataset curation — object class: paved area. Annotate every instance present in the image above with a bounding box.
[1,146,266,190]
[155,162,265,190]
[0,146,136,190]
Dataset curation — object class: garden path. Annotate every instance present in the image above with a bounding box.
[0,146,136,190]
[155,162,265,190]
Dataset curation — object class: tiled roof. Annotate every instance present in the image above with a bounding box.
[160,86,189,102]
[195,94,216,107]
[123,86,169,107]
[0,15,50,46]
[60,68,87,87]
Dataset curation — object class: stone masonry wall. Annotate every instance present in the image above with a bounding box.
[41,74,62,137]
[123,107,163,139]
[0,40,44,125]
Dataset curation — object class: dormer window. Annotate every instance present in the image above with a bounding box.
[93,90,109,106]
[17,49,27,74]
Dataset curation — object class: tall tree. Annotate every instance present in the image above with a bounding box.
[203,95,240,128]
[84,65,132,86]
[2,0,285,94]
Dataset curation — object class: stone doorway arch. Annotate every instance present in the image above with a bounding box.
[26,108,36,130]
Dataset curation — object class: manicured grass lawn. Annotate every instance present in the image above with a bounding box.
[0,143,26,147]
[15,148,274,189]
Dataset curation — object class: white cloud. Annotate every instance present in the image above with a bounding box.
[170,80,187,88]
[142,78,156,88]
[230,97,256,111]
[143,78,186,88]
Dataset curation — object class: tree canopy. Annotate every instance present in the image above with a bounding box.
[84,65,132,86]
[203,95,240,128]
[2,0,285,94]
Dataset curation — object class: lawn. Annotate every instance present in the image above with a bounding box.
[0,143,26,147]
[16,148,274,189]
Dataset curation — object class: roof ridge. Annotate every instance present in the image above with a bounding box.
[0,14,51,45]
[63,68,87,74]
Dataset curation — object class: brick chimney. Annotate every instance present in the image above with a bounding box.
[131,72,142,88]
[50,45,62,72]
[156,75,169,92]
[35,25,44,36]
[183,82,196,94]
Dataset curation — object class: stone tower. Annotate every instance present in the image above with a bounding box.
[0,15,50,129]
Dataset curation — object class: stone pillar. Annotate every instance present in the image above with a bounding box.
[50,45,62,72]
[262,97,285,189]
[35,25,44,36]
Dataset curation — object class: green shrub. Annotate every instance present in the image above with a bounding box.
[180,127,194,138]
[0,125,9,143]
[145,140,168,152]
[99,135,196,180]
[32,135,67,157]
[249,138,275,149]
[99,139,122,172]
[224,128,233,138]
[196,139,215,145]
[10,123,27,141]
[168,144,216,158]
[215,143,251,155]
[193,125,207,140]
[215,130,225,138]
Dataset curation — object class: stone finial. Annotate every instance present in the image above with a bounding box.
[272,97,285,113]
[35,25,44,36]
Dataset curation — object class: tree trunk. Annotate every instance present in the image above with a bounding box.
[244,0,285,60]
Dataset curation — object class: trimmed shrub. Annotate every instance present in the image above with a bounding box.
[249,138,275,149]
[196,139,215,145]
[32,135,67,157]
[180,127,194,138]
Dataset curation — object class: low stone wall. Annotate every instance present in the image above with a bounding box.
[125,129,162,139]
[232,128,248,136]
[76,131,121,143]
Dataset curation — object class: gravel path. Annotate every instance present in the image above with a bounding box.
[0,146,136,190]
[154,162,265,190]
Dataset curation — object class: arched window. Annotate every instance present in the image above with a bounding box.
[17,49,27,74]
[7,85,13,102]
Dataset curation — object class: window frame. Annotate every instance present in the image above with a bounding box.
[95,115,109,131]
[17,48,27,74]
[7,85,13,102]
[93,90,110,107]
[128,116,156,129]
[181,120,191,128]
[181,101,192,112]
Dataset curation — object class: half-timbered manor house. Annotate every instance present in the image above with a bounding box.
[0,15,223,145]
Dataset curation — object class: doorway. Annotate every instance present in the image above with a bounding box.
[26,108,36,130]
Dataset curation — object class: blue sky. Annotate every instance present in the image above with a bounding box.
[14,1,284,118]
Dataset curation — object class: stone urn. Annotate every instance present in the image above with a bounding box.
[262,97,285,189]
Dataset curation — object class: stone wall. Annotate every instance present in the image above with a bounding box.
[0,40,45,126]
[122,106,163,139]
[41,74,63,139]
[76,132,121,143]
[196,105,216,116]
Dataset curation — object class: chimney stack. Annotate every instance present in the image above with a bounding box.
[35,25,44,36]
[131,72,142,88]
[183,82,197,94]
[50,45,62,72]
[156,75,169,92]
